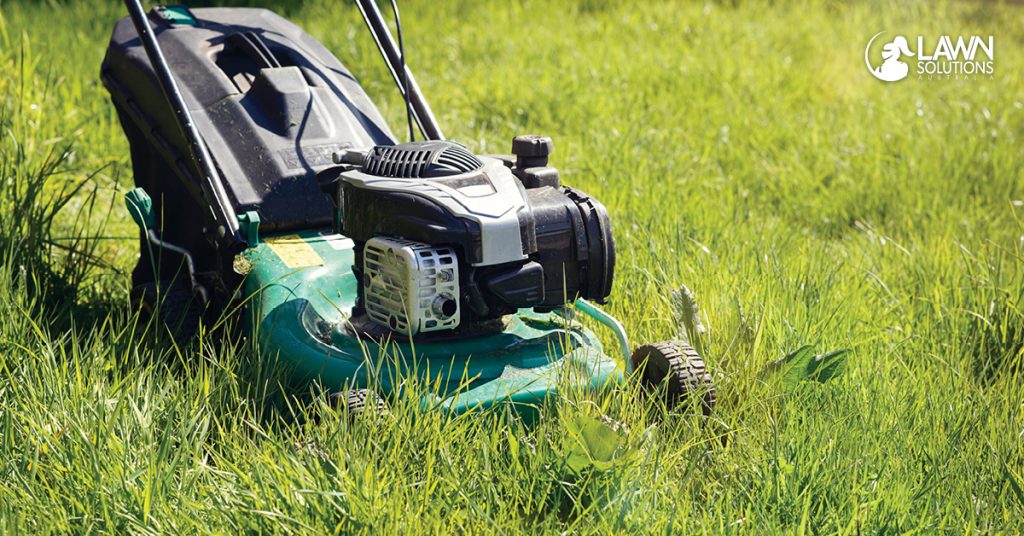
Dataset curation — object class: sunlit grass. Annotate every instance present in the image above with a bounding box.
[0,0,1022,532]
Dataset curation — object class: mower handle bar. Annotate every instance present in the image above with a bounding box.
[354,0,445,141]
[122,0,246,253]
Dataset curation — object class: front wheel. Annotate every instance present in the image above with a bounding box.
[631,340,715,415]
[330,389,389,418]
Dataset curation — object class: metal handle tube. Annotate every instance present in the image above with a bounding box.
[574,298,632,373]
[122,0,245,252]
[146,230,209,305]
[354,0,445,141]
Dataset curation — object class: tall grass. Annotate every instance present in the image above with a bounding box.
[0,0,1022,532]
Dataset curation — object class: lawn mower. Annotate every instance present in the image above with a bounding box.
[101,0,715,414]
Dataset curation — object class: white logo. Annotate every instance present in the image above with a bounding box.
[865,32,914,82]
[865,32,995,82]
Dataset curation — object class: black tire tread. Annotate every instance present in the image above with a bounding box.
[333,389,388,416]
[632,340,716,415]
[132,280,202,344]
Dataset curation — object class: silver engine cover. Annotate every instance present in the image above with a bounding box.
[341,156,528,267]
[362,236,460,334]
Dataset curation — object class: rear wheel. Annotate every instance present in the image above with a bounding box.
[131,279,202,344]
[631,340,715,415]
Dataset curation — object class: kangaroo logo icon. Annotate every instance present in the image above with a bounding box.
[866,32,914,82]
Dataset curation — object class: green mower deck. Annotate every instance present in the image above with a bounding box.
[240,230,624,414]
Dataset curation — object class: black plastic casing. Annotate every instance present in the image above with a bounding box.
[102,7,395,285]
[527,186,615,309]
[330,151,615,321]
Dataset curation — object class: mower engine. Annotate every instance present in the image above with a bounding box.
[320,136,615,334]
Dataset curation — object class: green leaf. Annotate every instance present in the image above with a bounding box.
[507,431,520,460]
[1004,462,1024,508]
[809,349,849,383]
[777,345,816,386]
[764,346,850,387]
[564,415,624,473]
[672,285,706,348]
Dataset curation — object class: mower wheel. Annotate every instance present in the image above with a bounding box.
[132,280,202,344]
[331,389,389,417]
[631,340,715,415]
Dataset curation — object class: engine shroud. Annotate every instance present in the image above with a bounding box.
[323,139,614,332]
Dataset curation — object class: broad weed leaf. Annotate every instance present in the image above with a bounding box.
[564,414,624,473]
[672,285,706,351]
[764,345,850,387]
